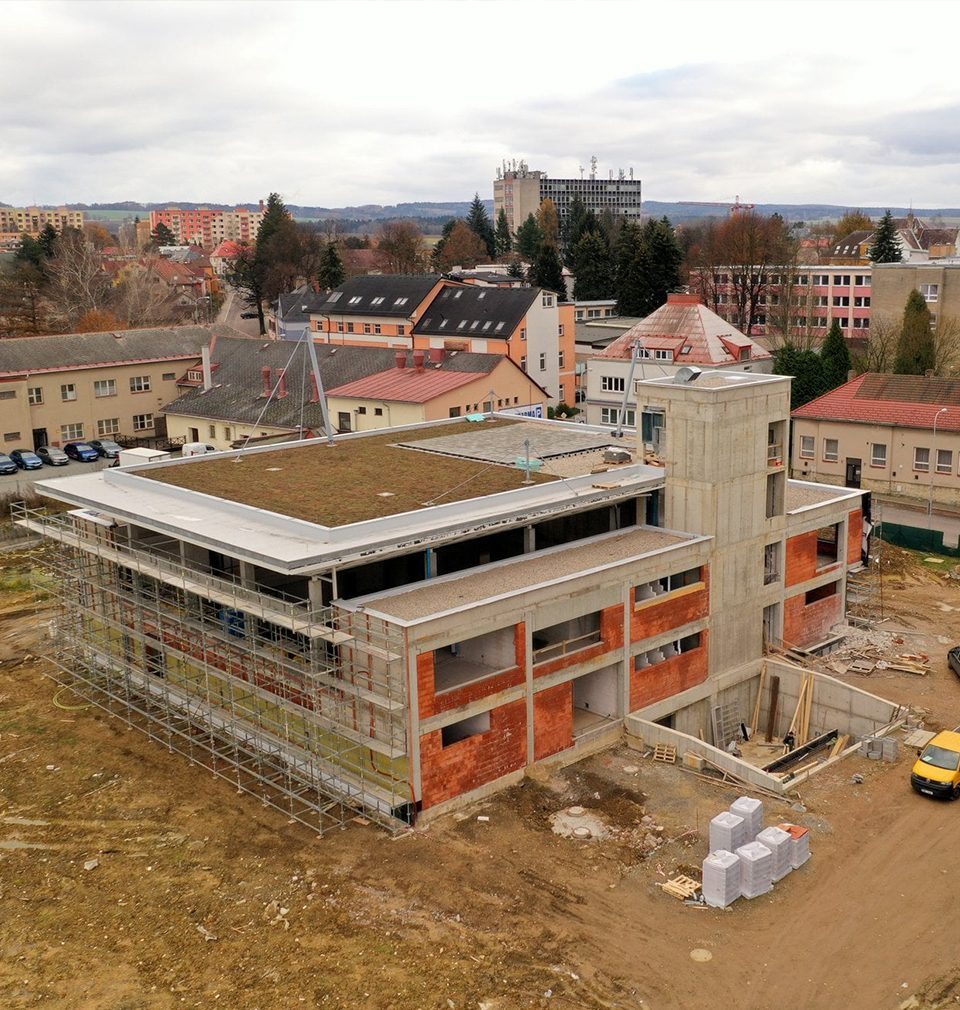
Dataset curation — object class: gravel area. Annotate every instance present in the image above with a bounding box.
[786,481,854,511]
[362,526,691,620]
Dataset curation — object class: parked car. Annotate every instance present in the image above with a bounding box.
[0,452,19,475]
[949,647,960,680]
[89,439,122,458]
[240,311,258,319]
[36,445,69,466]
[63,441,100,462]
[181,442,219,457]
[10,449,43,470]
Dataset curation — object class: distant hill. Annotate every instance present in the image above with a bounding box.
[6,198,960,227]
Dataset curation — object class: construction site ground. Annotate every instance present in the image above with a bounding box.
[2,541,960,1010]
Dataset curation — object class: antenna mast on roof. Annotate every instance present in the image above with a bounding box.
[306,334,336,445]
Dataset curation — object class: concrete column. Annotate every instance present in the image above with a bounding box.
[524,610,535,763]
[524,525,536,554]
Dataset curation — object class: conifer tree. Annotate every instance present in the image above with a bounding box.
[614,223,650,316]
[150,222,176,248]
[570,231,614,300]
[773,344,829,410]
[643,217,683,310]
[514,213,543,261]
[466,193,495,259]
[894,289,935,374]
[868,210,902,263]
[494,209,512,259]
[820,318,853,388]
[528,243,566,300]
[317,242,345,289]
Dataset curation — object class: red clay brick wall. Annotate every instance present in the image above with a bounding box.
[847,509,862,564]
[630,574,709,643]
[785,531,845,587]
[533,682,574,760]
[417,624,525,719]
[534,605,624,680]
[629,638,709,711]
[783,587,843,649]
[419,699,527,808]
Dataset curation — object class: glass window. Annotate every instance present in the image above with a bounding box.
[824,438,839,462]
[601,375,626,392]
[97,418,120,436]
[920,283,939,303]
[937,448,952,473]
[61,383,77,401]
[558,350,565,368]
[914,447,930,471]
[27,387,43,405]
[539,353,546,371]
[601,407,635,425]
[61,422,83,440]
[133,413,154,431]
[799,435,815,459]
[129,375,151,393]
[94,379,117,398]
[871,443,887,467]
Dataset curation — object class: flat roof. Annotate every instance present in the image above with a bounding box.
[397,422,623,465]
[358,526,700,623]
[143,419,558,526]
[786,479,861,512]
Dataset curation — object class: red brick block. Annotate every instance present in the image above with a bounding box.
[629,637,709,710]
[533,682,573,760]
[847,509,862,565]
[783,588,842,649]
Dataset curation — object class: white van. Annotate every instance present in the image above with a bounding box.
[181,442,219,457]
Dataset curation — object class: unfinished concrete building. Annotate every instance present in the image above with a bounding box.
[20,371,870,832]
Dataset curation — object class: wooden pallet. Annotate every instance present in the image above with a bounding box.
[660,875,700,900]
[653,743,677,764]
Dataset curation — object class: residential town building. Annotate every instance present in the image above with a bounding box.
[694,266,873,344]
[870,260,960,330]
[583,293,773,428]
[20,369,863,834]
[148,206,265,249]
[311,276,577,405]
[0,205,85,236]
[0,326,222,451]
[830,217,958,265]
[161,337,550,446]
[494,159,641,234]
[791,372,960,506]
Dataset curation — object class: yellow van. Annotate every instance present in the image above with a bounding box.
[911,730,960,799]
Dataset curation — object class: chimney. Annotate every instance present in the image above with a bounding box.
[261,365,272,397]
[259,199,265,213]
[276,368,288,399]
[395,351,407,370]
[412,349,425,373]
[310,374,319,403]
[201,345,213,392]
[429,346,445,364]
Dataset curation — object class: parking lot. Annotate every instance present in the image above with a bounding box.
[0,456,116,493]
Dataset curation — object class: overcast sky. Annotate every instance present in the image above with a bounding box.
[3,0,959,209]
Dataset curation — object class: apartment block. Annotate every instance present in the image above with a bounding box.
[149,206,265,249]
[0,206,85,236]
[870,260,960,330]
[494,159,641,235]
[21,370,862,834]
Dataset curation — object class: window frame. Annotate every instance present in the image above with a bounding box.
[132,413,154,432]
[799,435,815,459]
[870,443,887,467]
[129,375,151,394]
[823,438,839,463]
[60,383,77,402]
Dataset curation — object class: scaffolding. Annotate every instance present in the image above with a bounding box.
[846,498,883,628]
[14,503,413,835]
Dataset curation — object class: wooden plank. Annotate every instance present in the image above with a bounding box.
[787,674,808,737]
[660,875,700,900]
[751,665,766,736]
[801,675,814,746]
[765,675,780,743]
[829,733,850,759]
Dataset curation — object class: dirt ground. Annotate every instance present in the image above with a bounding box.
[3,544,960,1010]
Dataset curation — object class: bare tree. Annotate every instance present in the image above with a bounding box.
[933,315,960,376]
[375,221,429,274]
[44,229,111,327]
[851,313,899,373]
[112,262,185,328]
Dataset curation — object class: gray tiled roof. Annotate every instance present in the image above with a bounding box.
[0,324,233,376]
[414,285,539,338]
[320,275,441,316]
[278,289,329,325]
[162,337,504,428]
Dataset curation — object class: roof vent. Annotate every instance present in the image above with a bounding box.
[674,366,702,385]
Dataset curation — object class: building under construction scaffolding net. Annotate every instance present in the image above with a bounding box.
[17,504,413,834]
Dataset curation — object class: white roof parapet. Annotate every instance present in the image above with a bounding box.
[34,462,665,574]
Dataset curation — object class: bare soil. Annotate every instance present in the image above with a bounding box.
[2,546,960,1010]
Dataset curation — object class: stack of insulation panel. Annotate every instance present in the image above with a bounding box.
[730,796,763,841]
[709,811,747,853]
[756,825,793,881]
[702,849,741,908]
[777,823,811,868]
[736,841,773,898]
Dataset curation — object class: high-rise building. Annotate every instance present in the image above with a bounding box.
[148,205,266,249]
[494,159,641,235]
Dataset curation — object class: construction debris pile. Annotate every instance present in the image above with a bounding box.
[826,626,931,677]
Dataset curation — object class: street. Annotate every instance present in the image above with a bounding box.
[0,456,115,494]
[218,284,265,337]
[879,499,960,550]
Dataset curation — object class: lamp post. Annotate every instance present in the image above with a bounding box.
[928,406,948,523]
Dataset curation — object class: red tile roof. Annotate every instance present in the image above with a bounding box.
[598,293,771,365]
[212,240,244,259]
[792,373,960,432]
[327,367,489,403]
